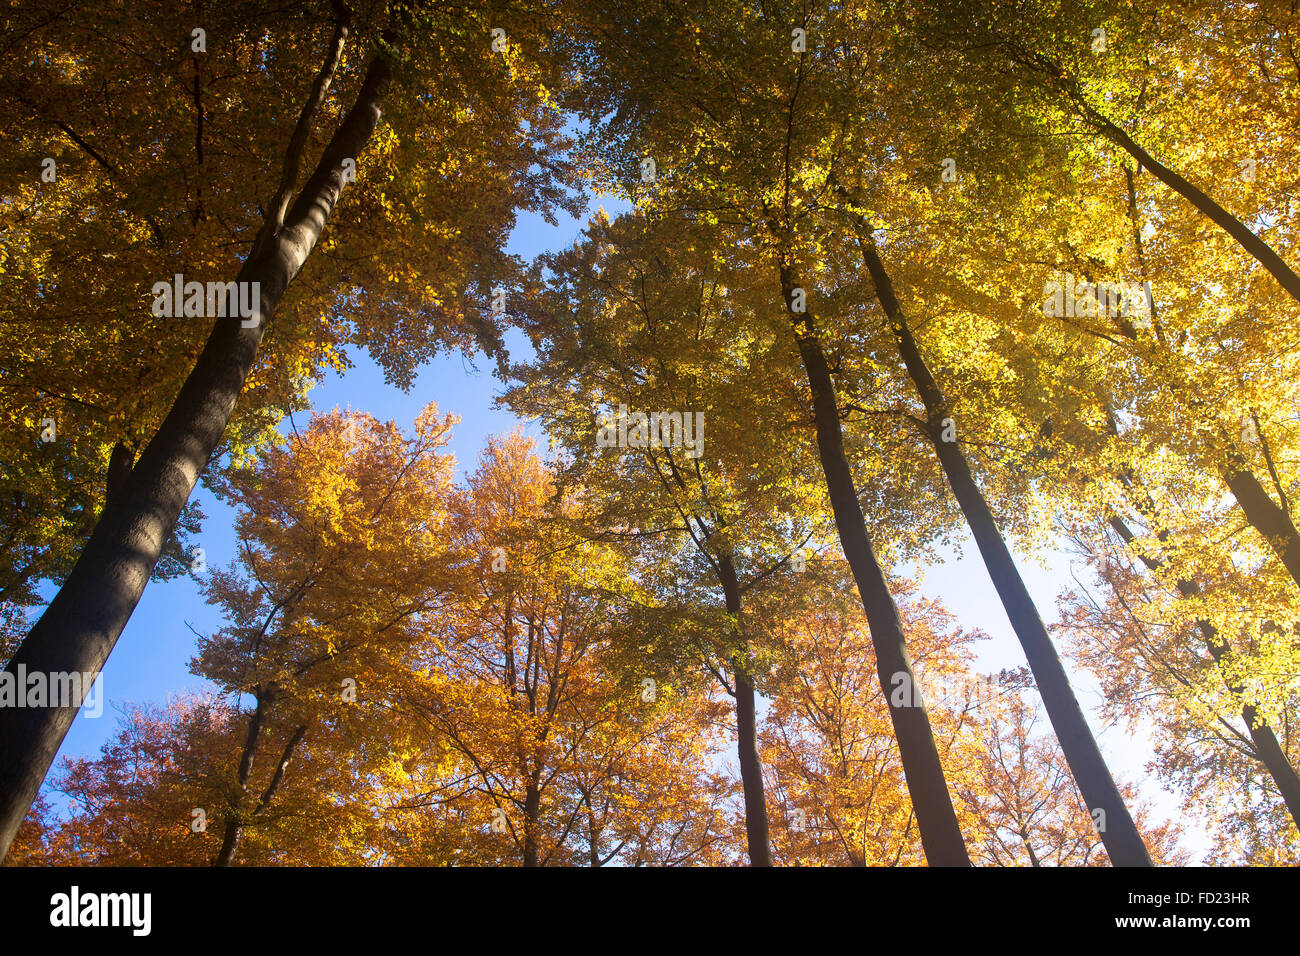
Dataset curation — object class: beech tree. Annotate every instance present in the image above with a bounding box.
[9,0,1300,870]
[23,428,739,867]
[762,568,987,866]
[0,0,580,858]
[398,433,739,866]
[1063,516,1300,864]
[197,404,458,864]
[509,209,837,864]
[566,0,977,865]
[902,0,1300,597]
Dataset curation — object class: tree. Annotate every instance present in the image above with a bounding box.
[0,0,580,858]
[399,433,738,866]
[1062,513,1300,863]
[763,565,1182,866]
[567,0,976,864]
[825,205,1151,863]
[902,0,1300,596]
[20,695,390,865]
[195,403,458,864]
[762,568,986,866]
[510,209,835,864]
[954,688,1185,867]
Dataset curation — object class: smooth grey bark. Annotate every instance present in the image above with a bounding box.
[0,47,393,861]
[779,264,971,866]
[857,237,1152,867]
[716,552,771,866]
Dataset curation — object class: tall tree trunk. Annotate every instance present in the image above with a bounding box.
[779,265,971,866]
[214,816,247,869]
[856,238,1152,867]
[0,43,392,861]
[1108,514,1300,828]
[732,668,770,866]
[716,553,771,866]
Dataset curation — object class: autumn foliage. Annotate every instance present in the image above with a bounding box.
[3,0,1300,867]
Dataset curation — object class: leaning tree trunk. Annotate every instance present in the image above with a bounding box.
[1060,87,1300,303]
[1220,466,1300,593]
[1107,514,1300,828]
[717,553,771,866]
[0,44,393,861]
[779,264,971,866]
[856,237,1152,867]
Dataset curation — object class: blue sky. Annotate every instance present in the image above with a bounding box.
[40,197,1201,859]
[49,204,586,770]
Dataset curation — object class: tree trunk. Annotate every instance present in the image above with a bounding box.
[523,779,541,867]
[732,668,771,866]
[104,441,134,509]
[1108,515,1300,828]
[857,238,1152,867]
[716,553,771,866]
[0,50,393,862]
[215,689,270,867]
[216,715,308,867]
[586,802,600,867]
[1221,467,1300,593]
[1021,830,1042,867]
[1068,97,1300,303]
[779,265,971,866]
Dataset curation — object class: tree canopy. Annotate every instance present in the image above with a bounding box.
[2,0,1298,868]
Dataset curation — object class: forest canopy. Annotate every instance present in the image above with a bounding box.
[0,0,1297,868]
